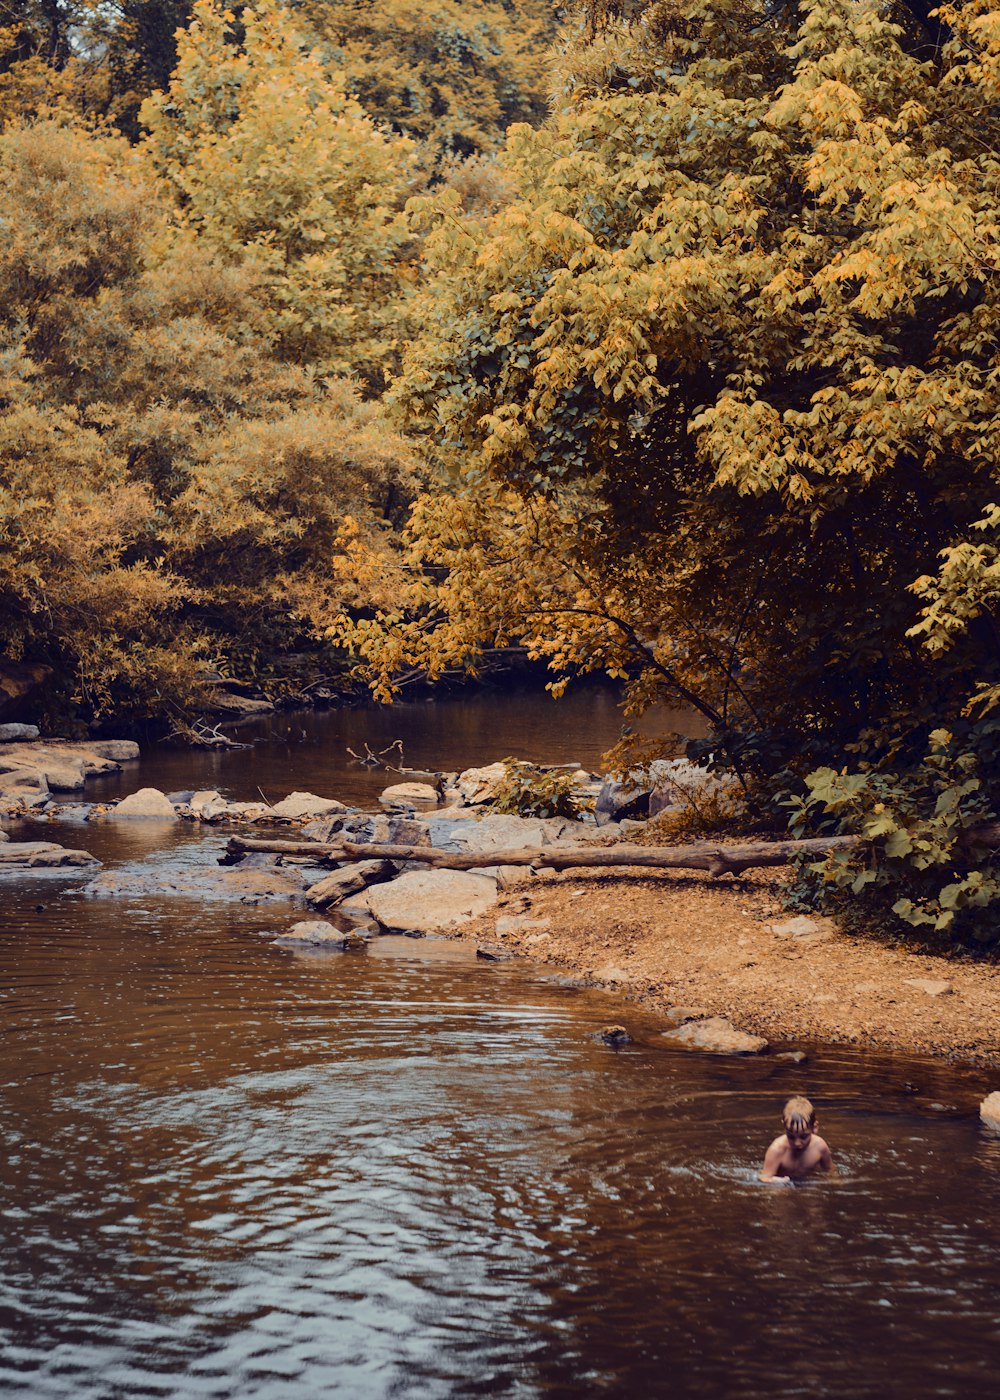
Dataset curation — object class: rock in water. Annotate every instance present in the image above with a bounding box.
[662,1016,767,1055]
[110,788,177,819]
[269,792,347,819]
[87,740,140,762]
[278,921,345,945]
[980,1092,1000,1132]
[597,1025,633,1047]
[0,841,99,868]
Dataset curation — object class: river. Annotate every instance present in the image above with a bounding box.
[1,690,998,1397]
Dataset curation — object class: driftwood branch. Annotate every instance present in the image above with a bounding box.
[225,833,866,877]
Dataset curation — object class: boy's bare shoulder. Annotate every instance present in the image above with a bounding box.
[760,1135,790,1178]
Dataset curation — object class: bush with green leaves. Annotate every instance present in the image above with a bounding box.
[484,759,593,821]
[785,723,1000,946]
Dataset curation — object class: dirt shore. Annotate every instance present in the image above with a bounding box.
[459,864,1000,1068]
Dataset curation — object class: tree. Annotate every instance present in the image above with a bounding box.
[139,0,421,388]
[297,0,567,159]
[0,116,418,720]
[334,0,1000,941]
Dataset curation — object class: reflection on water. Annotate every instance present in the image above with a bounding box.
[1,845,999,1399]
[83,685,703,810]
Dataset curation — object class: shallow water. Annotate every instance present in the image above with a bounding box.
[2,694,1000,1397]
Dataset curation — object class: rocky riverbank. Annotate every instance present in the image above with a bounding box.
[455,866,1000,1068]
[3,734,998,1070]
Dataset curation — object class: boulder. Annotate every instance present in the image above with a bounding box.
[979,1092,1000,1132]
[277,920,345,945]
[269,791,347,820]
[0,769,47,796]
[0,741,124,780]
[110,787,178,819]
[0,724,39,742]
[387,817,432,847]
[456,762,507,806]
[597,1025,633,1047]
[222,802,272,821]
[40,762,88,793]
[201,689,273,715]
[594,773,655,825]
[596,758,734,825]
[379,781,441,808]
[301,815,346,843]
[305,859,398,909]
[365,869,499,933]
[662,1016,768,1055]
[189,790,230,820]
[0,841,99,869]
[86,740,140,762]
[647,758,736,817]
[340,813,393,846]
[423,812,570,854]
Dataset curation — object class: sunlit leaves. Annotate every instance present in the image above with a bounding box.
[140,0,421,386]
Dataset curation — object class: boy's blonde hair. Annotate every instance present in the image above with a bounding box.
[782,1096,816,1131]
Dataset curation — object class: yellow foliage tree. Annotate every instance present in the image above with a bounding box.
[298,0,566,159]
[0,117,418,720]
[335,0,1000,940]
[140,0,421,386]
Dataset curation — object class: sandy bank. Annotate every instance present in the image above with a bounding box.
[459,865,1000,1067]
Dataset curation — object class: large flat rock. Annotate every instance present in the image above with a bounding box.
[0,738,139,809]
[86,864,305,901]
[0,841,100,869]
[365,869,499,933]
[421,813,572,853]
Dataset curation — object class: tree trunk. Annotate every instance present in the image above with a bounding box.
[224,833,865,877]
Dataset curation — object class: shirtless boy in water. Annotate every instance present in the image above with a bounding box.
[760,1097,834,1184]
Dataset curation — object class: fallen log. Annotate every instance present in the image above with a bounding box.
[224,833,866,877]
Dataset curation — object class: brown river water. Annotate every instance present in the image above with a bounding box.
[1,690,999,1397]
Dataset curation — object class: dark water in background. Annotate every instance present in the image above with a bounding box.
[84,685,703,809]
[2,690,1000,1397]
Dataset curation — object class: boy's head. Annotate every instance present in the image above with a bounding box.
[782,1096,816,1150]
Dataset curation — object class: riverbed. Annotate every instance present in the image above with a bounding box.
[2,693,999,1397]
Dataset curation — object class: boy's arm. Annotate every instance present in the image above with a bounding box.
[818,1138,837,1176]
[760,1139,792,1183]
